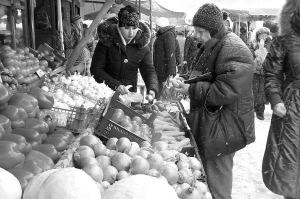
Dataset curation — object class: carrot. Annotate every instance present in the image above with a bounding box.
[161,131,185,137]
[169,138,190,149]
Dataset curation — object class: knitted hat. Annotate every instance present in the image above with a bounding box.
[118,5,139,28]
[263,20,279,34]
[71,15,81,23]
[291,0,300,33]
[192,3,223,36]
[256,27,270,40]
[156,17,169,28]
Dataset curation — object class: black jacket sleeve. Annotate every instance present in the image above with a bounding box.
[90,41,122,89]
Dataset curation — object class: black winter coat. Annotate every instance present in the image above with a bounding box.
[262,1,300,196]
[189,27,255,154]
[90,18,158,96]
[153,26,177,78]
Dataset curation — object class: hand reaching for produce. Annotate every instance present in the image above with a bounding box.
[146,90,155,103]
[173,81,190,96]
[117,85,130,95]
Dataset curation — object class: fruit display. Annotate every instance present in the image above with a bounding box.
[0,46,53,90]
[70,135,210,199]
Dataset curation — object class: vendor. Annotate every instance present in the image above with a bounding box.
[90,5,158,99]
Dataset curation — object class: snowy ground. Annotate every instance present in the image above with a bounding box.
[232,105,283,199]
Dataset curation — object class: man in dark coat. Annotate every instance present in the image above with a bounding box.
[173,3,255,199]
[262,1,300,198]
[153,17,177,99]
[90,6,158,99]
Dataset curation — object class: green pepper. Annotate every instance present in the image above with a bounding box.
[0,114,12,130]
[21,159,44,175]
[8,168,35,191]
[0,105,28,129]
[0,83,12,105]
[24,117,49,134]
[28,86,54,110]
[0,140,25,170]
[36,109,58,134]
[8,93,39,118]
[35,144,61,163]
[12,128,42,145]
[0,102,8,111]
[1,133,32,155]
[0,124,4,140]
[25,150,55,171]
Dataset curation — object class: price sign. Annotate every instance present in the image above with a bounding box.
[36,69,46,78]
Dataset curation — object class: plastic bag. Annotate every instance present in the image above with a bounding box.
[119,92,143,106]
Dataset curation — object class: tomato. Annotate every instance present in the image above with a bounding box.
[14,65,20,74]
[2,58,15,68]
[110,109,125,123]
[123,115,131,122]
[39,60,48,67]
[16,48,25,55]
[0,50,14,60]
[45,67,52,73]
[131,121,140,132]
[132,116,143,125]
[15,74,25,84]
[43,50,49,56]
[25,59,33,67]
[140,124,150,135]
[23,47,29,55]
[120,118,132,129]
[27,53,35,59]
[39,65,46,71]
[6,66,16,76]
[32,58,39,65]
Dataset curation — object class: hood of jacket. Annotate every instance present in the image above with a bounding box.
[156,26,176,37]
[97,17,151,49]
[278,0,300,36]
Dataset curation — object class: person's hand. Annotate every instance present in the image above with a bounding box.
[117,85,130,95]
[273,103,287,118]
[173,81,190,96]
[146,90,156,102]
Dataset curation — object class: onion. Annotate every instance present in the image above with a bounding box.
[116,137,131,152]
[96,182,105,195]
[101,181,111,190]
[159,150,176,161]
[180,182,190,192]
[158,175,169,184]
[152,141,168,152]
[124,142,140,157]
[103,165,118,184]
[147,169,161,177]
[202,191,213,199]
[179,168,193,177]
[177,160,190,170]
[73,146,95,168]
[140,141,151,148]
[181,187,202,199]
[111,153,132,171]
[92,143,107,157]
[178,170,190,184]
[189,157,202,171]
[147,153,164,171]
[106,149,118,157]
[193,181,208,196]
[80,135,101,148]
[129,156,150,175]
[193,170,202,180]
[106,137,118,150]
[83,164,104,183]
[96,155,111,169]
[177,153,189,162]
[80,156,98,169]
[165,161,178,171]
[138,149,151,159]
[161,166,179,185]
[116,170,130,181]
[172,183,183,196]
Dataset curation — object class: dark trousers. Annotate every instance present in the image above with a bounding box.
[157,76,167,99]
[254,104,265,117]
[202,153,235,199]
[284,197,300,199]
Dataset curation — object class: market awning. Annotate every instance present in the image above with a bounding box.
[222,8,279,21]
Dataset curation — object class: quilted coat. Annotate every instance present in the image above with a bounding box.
[90,17,158,95]
[188,26,255,154]
[262,0,300,197]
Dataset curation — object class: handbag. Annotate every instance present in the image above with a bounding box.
[187,97,247,160]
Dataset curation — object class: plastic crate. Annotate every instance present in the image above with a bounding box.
[95,105,158,144]
[52,98,107,133]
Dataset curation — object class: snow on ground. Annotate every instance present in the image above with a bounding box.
[232,105,283,199]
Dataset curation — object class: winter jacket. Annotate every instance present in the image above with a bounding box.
[90,18,158,96]
[181,36,200,75]
[153,26,177,78]
[188,26,255,154]
[262,0,300,197]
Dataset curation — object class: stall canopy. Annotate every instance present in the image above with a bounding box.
[222,8,280,21]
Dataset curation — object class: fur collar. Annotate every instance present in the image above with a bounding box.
[97,17,151,49]
[278,0,298,36]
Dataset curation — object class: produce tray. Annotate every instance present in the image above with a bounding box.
[52,98,108,133]
[95,105,156,144]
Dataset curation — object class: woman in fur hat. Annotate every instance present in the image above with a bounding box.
[250,27,271,120]
[262,0,300,198]
[90,5,158,99]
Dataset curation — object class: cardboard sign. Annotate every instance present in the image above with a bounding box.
[36,69,45,78]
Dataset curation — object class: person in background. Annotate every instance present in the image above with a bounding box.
[180,28,200,76]
[173,3,255,199]
[250,27,271,120]
[176,31,186,72]
[222,11,232,32]
[153,17,177,99]
[262,20,279,51]
[262,1,300,198]
[90,5,158,99]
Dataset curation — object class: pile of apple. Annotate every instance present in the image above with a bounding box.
[0,45,51,88]
[73,135,212,199]
[110,108,152,141]
[52,73,114,101]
